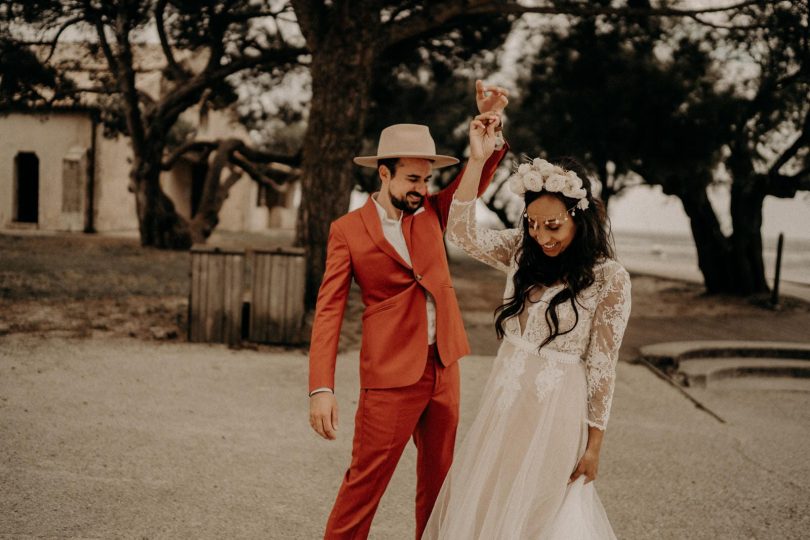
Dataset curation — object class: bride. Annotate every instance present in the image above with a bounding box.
[423,113,632,539]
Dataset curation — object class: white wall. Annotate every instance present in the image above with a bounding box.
[0,112,92,230]
[93,131,139,231]
[1,109,296,236]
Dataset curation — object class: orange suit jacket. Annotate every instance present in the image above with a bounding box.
[308,148,506,392]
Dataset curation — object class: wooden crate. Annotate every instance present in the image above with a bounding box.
[189,246,245,346]
[249,247,306,344]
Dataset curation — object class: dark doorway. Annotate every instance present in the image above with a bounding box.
[190,161,208,218]
[15,152,39,223]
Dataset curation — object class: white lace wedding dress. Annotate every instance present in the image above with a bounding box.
[422,198,632,540]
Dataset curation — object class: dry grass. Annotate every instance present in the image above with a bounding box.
[2,231,807,352]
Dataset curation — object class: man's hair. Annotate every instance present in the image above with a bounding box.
[377,158,400,179]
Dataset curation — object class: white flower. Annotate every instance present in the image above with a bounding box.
[523,171,544,192]
[508,173,526,196]
[536,160,557,177]
[517,163,531,175]
[544,173,568,193]
[577,198,590,210]
[562,182,587,199]
[565,170,583,190]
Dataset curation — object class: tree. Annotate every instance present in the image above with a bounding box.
[3,0,306,246]
[510,0,809,296]
[715,0,810,295]
[289,0,767,307]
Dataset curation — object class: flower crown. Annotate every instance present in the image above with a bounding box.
[508,158,590,212]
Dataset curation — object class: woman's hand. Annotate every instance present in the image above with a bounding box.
[476,79,509,114]
[469,112,501,162]
[569,447,600,484]
[570,426,604,484]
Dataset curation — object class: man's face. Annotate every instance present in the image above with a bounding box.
[382,158,433,214]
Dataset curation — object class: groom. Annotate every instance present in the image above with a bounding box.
[308,82,508,539]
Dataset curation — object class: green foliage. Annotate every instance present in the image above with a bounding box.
[0,38,77,108]
[510,15,738,200]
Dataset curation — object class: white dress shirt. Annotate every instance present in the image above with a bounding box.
[371,194,437,345]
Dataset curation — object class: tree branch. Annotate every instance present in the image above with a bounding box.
[234,143,301,166]
[230,154,294,192]
[43,16,85,63]
[220,165,243,193]
[227,3,295,23]
[769,108,810,176]
[155,0,186,80]
[765,171,810,198]
[149,45,308,138]
[386,0,778,48]
[112,5,146,153]
[91,17,119,74]
[161,140,219,170]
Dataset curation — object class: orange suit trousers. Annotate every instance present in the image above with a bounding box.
[324,345,459,540]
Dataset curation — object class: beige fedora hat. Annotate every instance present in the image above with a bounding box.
[353,123,459,169]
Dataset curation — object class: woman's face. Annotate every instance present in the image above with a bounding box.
[524,194,577,257]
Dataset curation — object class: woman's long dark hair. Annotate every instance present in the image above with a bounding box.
[494,158,615,349]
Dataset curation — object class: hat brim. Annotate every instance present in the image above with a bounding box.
[353,153,459,169]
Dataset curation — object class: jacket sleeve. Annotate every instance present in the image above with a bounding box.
[429,143,509,231]
[308,221,353,393]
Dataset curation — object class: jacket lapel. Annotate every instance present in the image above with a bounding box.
[359,196,411,269]
[402,212,415,258]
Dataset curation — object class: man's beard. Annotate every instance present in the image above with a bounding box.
[391,192,425,214]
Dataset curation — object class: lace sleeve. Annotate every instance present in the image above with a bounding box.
[446,197,521,273]
[584,264,632,430]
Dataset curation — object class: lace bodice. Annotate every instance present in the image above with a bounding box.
[447,197,632,429]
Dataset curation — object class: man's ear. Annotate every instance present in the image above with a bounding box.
[378,165,391,184]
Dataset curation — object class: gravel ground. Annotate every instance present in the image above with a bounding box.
[1,335,808,539]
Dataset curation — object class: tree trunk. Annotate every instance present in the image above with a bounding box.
[677,184,736,294]
[729,175,769,295]
[296,8,380,309]
[725,141,770,295]
[188,140,242,244]
[132,151,192,250]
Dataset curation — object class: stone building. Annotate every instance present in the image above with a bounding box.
[0,42,297,235]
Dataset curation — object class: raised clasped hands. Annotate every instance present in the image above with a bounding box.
[476,79,509,115]
[469,112,501,162]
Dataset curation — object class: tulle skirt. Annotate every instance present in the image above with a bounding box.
[422,339,616,539]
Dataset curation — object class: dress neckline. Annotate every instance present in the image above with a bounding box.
[516,283,564,337]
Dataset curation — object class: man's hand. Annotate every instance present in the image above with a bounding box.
[309,392,339,440]
[476,79,509,115]
[469,112,501,162]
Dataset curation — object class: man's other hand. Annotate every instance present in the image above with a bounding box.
[309,392,339,440]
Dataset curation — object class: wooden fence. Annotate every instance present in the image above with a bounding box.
[249,247,306,344]
[188,245,305,346]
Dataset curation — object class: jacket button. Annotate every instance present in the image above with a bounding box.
[415,273,423,281]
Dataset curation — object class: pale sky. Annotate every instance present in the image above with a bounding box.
[608,185,810,240]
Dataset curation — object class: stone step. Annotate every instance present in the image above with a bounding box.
[679,357,810,388]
